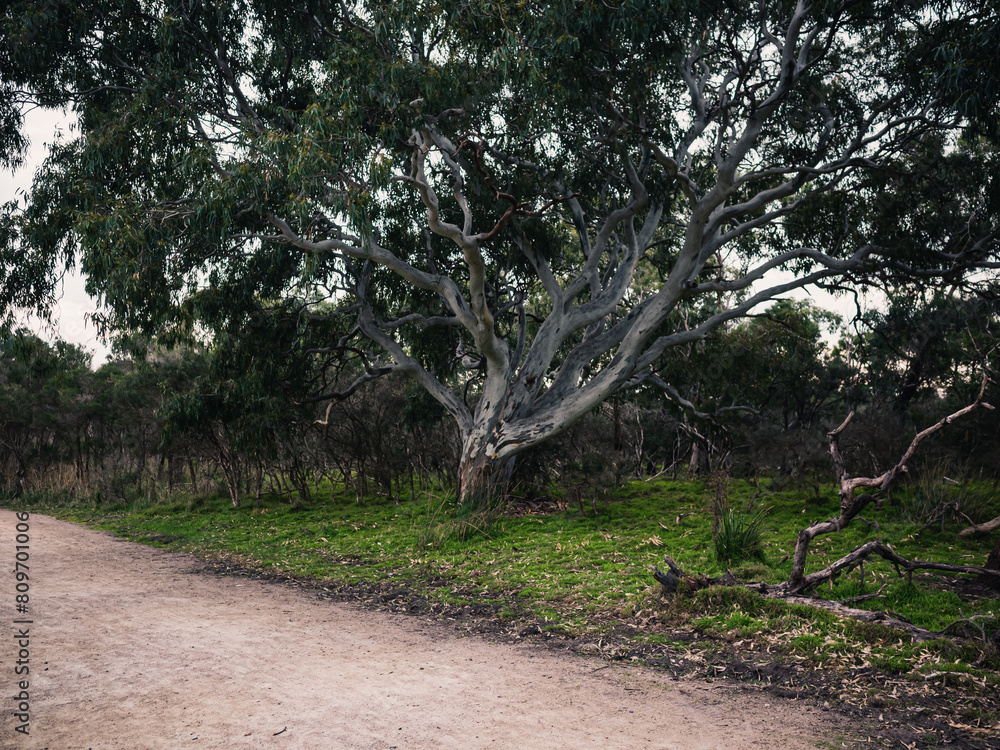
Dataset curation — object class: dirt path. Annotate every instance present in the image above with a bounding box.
[0,511,838,749]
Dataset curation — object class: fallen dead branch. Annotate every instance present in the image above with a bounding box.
[959,516,1000,537]
[651,553,1000,643]
[648,373,999,643]
[838,583,887,604]
[787,373,994,592]
[937,614,998,642]
[790,540,1000,593]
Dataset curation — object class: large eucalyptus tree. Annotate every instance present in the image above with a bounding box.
[3,0,998,500]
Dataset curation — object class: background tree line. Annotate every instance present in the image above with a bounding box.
[3,292,996,508]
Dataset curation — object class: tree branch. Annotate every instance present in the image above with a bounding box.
[786,373,994,591]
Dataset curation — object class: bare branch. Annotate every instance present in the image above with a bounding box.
[799,540,1000,592]
[786,374,994,591]
[958,516,1000,537]
[644,373,760,421]
[301,367,394,409]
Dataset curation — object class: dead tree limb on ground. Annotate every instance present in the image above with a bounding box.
[650,373,1000,640]
[652,550,1000,642]
[959,516,1000,537]
[786,540,1000,593]
[786,374,994,593]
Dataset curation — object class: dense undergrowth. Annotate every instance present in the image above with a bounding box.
[5,474,1000,744]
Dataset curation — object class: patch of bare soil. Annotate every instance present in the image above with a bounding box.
[0,510,845,749]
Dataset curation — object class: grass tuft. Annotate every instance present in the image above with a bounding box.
[713,508,767,564]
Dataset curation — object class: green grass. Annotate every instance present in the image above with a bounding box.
[4,474,999,690]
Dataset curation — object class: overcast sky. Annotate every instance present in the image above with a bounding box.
[1,106,113,365]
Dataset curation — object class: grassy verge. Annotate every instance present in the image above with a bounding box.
[5,475,1000,746]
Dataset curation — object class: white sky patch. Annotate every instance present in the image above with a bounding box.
[750,268,888,346]
[1,107,113,366]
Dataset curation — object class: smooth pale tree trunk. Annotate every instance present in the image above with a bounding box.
[688,441,700,476]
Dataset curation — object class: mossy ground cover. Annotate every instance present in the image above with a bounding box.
[6,475,1000,747]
